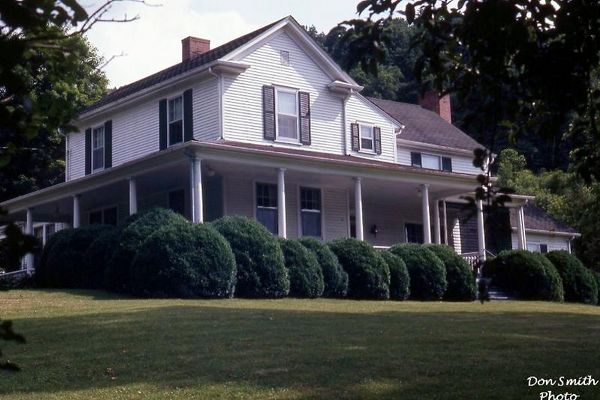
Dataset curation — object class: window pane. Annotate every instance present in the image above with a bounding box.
[421,154,440,170]
[256,183,277,208]
[361,138,373,150]
[169,120,183,145]
[92,128,104,149]
[257,208,278,235]
[103,207,118,226]
[527,243,540,252]
[406,223,424,243]
[360,125,373,139]
[278,114,297,139]
[302,211,321,237]
[89,211,102,225]
[300,187,321,210]
[169,97,182,122]
[92,148,104,170]
[277,91,296,115]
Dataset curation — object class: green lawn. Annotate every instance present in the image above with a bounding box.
[1,290,599,400]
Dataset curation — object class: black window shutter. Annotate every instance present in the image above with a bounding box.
[298,91,311,145]
[540,244,548,254]
[373,126,382,154]
[85,128,92,175]
[263,86,276,141]
[159,99,168,150]
[411,152,422,167]
[104,120,112,168]
[183,89,193,142]
[350,123,360,151]
[442,156,452,172]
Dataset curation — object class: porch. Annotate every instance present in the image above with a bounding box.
[1,141,525,272]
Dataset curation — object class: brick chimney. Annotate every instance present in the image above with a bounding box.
[181,37,211,61]
[419,91,452,124]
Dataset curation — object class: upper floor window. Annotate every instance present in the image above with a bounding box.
[527,243,548,253]
[168,96,183,146]
[360,124,374,151]
[276,89,298,141]
[300,187,322,238]
[92,126,105,171]
[256,182,278,235]
[411,152,452,172]
[280,50,290,66]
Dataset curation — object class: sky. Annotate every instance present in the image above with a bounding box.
[84,0,363,88]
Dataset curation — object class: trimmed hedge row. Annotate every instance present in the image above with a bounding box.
[424,244,476,301]
[380,251,410,300]
[279,239,324,298]
[545,251,598,305]
[298,237,347,298]
[390,243,447,301]
[328,238,390,300]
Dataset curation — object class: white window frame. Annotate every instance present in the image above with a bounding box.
[254,181,279,235]
[167,95,184,147]
[358,122,375,153]
[298,186,325,239]
[91,125,105,172]
[421,153,442,170]
[275,86,299,143]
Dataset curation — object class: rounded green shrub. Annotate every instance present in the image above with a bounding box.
[487,250,564,301]
[130,223,236,298]
[545,251,598,305]
[104,208,188,293]
[211,216,289,298]
[594,272,600,306]
[37,225,114,288]
[328,238,390,300]
[279,239,324,298]
[424,244,476,301]
[390,243,447,301]
[298,237,348,297]
[81,226,120,289]
[380,251,410,300]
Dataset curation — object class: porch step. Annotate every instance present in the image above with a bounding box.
[488,286,514,301]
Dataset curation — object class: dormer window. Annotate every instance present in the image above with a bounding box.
[360,124,374,151]
[350,122,382,154]
[168,96,183,146]
[92,126,105,171]
[411,152,453,172]
[276,88,298,141]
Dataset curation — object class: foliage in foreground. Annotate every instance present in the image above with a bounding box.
[424,244,476,301]
[545,251,598,305]
[298,237,348,297]
[279,239,324,298]
[390,243,447,301]
[380,251,410,301]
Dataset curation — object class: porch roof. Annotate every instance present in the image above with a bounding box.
[1,140,482,215]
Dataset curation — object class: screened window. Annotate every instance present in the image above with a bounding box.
[405,223,424,244]
[92,126,105,171]
[276,89,298,140]
[256,183,278,235]
[300,187,322,238]
[360,124,373,151]
[422,154,441,170]
[168,96,183,146]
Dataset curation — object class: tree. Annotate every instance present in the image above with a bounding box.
[343,0,600,184]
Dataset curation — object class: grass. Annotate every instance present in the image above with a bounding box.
[1,290,600,400]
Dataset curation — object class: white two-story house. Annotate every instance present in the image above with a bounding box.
[0,16,579,272]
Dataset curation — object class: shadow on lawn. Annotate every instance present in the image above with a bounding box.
[2,302,600,399]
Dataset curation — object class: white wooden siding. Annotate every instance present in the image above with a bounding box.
[396,147,482,175]
[345,94,397,163]
[511,232,571,252]
[67,77,219,181]
[223,30,345,155]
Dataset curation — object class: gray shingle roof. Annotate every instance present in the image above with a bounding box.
[368,97,484,152]
[81,18,283,115]
[510,203,577,234]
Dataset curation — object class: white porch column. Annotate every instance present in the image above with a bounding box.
[72,194,81,228]
[421,184,432,244]
[277,168,287,238]
[128,177,138,215]
[190,156,203,223]
[433,199,441,244]
[354,177,364,241]
[25,208,34,273]
[42,224,47,247]
[442,200,448,245]
[476,199,487,261]
[517,205,526,250]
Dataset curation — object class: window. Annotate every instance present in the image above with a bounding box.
[410,152,452,172]
[300,187,322,238]
[360,124,374,151]
[168,189,185,216]
[168,96,183,146]
[256,183,278,235]
[276,89,298,141]
[527,243,548,253]
[92,126,105,171]
[422,154,441,170]
[280,50,290,66]
[405,223,424,244]
[89,207,118,226]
